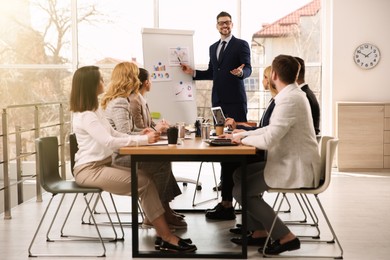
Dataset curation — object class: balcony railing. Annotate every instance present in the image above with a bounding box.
[1,102,70,219]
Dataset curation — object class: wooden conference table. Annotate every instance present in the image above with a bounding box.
[119,137,256,258]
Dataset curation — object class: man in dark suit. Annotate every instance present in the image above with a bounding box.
[181,11,252,122]
[181,11,252,220]
[294,57,321,135]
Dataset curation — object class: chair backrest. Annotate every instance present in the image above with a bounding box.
[316,136,338,193]
[35,136,62,194]
[318,136,333,181]
[69,133,79,176]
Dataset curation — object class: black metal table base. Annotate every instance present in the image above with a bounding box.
[130,154,249,259]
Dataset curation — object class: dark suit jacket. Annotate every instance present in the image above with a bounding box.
[237,98,275,131]
[237,98,275,162]
[194,36,252,122]
[301,84,321,135]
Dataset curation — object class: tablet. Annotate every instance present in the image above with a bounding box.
[211,106,226,125]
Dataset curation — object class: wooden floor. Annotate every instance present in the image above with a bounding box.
[1,162,390,260]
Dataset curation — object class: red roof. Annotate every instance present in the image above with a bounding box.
[253,0,320,38]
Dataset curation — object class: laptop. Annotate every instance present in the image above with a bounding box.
[211,106,226,126]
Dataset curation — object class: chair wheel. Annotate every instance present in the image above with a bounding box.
[196,185,202,190]
[183,182,188,187]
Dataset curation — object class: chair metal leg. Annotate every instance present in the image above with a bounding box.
[262,192,343,259]
[79,193,121,242]
[60,193,79,237]
[272,192,322,239]
[46,193,66,241]
[295,194,321,239]
[107,193,125,240]
[82,192,143,228]
[192,162,219,206]
[29,194,55,256]
[28,193,106,257]
[272,192,292,213]
[51,193,121,242]
[314,195,344,258]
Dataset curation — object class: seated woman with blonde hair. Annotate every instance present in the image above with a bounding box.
[100,62,187,230]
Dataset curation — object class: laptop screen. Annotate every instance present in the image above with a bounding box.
[211,106,226,125]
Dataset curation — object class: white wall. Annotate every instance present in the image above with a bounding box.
[331,0,390,135]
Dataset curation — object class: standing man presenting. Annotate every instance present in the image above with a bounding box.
[180,11,252,122]
[181,11,252,220]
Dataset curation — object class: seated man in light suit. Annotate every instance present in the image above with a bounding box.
[231,55,321,255]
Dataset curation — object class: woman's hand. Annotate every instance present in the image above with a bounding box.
[156,120,170,133]
[146,131,160,143]
[141,128,155,134]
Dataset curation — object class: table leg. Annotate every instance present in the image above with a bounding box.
[131,159,139,257]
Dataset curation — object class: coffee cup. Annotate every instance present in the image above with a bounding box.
[215,124,224,136]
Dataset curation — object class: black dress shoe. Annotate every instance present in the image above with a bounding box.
[205,205,236,220]
[229,226,251,235]
[205,202,224,213]
[263,238,300,255]
[159,238,197,253]
[212,181,222,191]
[231,234,267,246]
[155,237,192,250]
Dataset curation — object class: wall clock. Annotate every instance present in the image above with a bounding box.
[353,43,380,69]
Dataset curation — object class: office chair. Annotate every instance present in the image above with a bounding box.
[269,134,326,236]
[28,136,116,257]
[261,137,343,259]
[69,133,143,228]
[68,133,125,236]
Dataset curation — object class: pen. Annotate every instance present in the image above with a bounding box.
[177,56,181,64]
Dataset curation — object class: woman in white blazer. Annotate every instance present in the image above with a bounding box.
[231,55,321,255]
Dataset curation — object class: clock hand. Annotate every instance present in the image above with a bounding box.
[366,51,372,57]
[357,50,368,57]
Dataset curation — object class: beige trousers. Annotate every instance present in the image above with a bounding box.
[74,156,164,222]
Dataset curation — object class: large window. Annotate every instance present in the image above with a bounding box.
[0,0,319,123]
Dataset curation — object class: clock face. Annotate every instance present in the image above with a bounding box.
[353,43,380,69]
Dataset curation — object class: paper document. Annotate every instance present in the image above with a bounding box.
[146,140,168,146]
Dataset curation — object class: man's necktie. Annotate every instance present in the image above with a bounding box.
[218,41,226,63]
[259,98,275,127]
